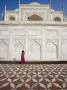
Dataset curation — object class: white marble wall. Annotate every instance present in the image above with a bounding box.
[0,25,67,61]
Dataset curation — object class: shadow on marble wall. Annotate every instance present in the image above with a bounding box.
[0,60,67,64]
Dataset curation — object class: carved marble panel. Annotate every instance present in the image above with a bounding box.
[29,39,41,60]
[62,39,67,59]
[61,30,67,38]
[0,39,9,58]
[46,39,57,60]
[13,39,25,60]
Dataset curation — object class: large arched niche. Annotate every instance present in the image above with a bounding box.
[28,14,43,21]
[9,16,15,21]
[54,17,61,22]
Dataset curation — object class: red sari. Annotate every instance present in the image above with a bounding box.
[21,51,26,64]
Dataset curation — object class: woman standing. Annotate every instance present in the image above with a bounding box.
[21,50,26,64]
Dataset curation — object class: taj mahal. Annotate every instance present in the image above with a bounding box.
[0,2,67,62]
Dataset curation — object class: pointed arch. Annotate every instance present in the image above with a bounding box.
[9,16,15,21]
[28,14,43,21]
[54,17,61,21]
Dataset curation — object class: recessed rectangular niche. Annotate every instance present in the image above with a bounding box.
[14,31,25,36]
[0,31,9,36]
[28,30,41,36]
[46,30,57,39]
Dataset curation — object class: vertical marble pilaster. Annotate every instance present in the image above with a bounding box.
[8,30,13,60]
[25,29,29,61]
[57,30,62,60]
[41,27,46,60]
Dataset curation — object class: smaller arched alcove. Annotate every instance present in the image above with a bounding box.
[9,16,15,21]
[28,14,43,21]
[54,17,61,22]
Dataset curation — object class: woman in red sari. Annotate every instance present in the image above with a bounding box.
[21,50,26,64]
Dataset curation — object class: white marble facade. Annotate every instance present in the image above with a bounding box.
[0,2,67,61]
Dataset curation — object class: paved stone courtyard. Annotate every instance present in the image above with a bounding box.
[0,64,67,90]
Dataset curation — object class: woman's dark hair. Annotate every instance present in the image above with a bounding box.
[22,50,24,53]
